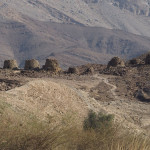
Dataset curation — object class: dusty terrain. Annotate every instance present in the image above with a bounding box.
[0,64,150,136]
[0,0,150,68]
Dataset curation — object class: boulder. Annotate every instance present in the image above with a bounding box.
[108,57,125,67]
[129,58,141,65]
[24,59,40,70]
[145,54,150,64]
[3,60,18,69]
[135,88,150,102]
[68,67,79,74]
[43,59,61,72]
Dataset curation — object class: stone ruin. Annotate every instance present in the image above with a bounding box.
[107,57,125,67]
[145,54,150,64]
[129,58,141,65]
[24,59,40,70]
[68,67,79,74]
[84,67,94,74]
[43,59,61,72]
[3,60,18,69]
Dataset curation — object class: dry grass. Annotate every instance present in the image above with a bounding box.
[73,129,150,150]
[0,98,150,150]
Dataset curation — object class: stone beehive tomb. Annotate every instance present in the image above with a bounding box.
[145,54,150,64]
[3,60,18,69]
[107,57,125,67]
[68,67,79,74]
[24,59,40,70]
[85,67,94,74]
[43,59,61,72]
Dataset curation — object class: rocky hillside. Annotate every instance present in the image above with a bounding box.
[85,0,150,17]
[0,20,150,68]
[0,0,150,37]
[84,0,150,16]
[111,0,150,16]
[0,0,150,68]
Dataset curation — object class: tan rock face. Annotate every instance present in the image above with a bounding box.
[3,60,18,69]
[43,59,61,72]
[24,59,40,70]
[108,57,125,67]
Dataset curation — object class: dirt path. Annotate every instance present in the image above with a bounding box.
[93,74,122,100]
[73,86,107,113]
[73,74,150,135]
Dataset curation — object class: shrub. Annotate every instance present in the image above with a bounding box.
[83,110,114,130]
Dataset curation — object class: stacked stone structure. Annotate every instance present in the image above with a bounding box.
[24,59,40,70]
[108,57,125,67]
[85,67,94,74]
[43,59,61,72]
[3,60,18,69]
[68,67,79,74]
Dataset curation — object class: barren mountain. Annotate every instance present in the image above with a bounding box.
[111,0,150,16]
[0,0,150,67]
[1,0,150,37]
[85,0,150,16]
[0,19,150,68]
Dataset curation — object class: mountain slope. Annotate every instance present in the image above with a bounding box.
[0,19,150,68]
[0,0,150,37]
[110,0,150,16]
[0,0,150,67]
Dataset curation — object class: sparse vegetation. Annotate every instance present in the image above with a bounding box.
[0,105,150,150]
[83,110,114,130]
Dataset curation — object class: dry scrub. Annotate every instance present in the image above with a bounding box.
[0,98,150,150]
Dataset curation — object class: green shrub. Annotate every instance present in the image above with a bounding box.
[83,110,114,130]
